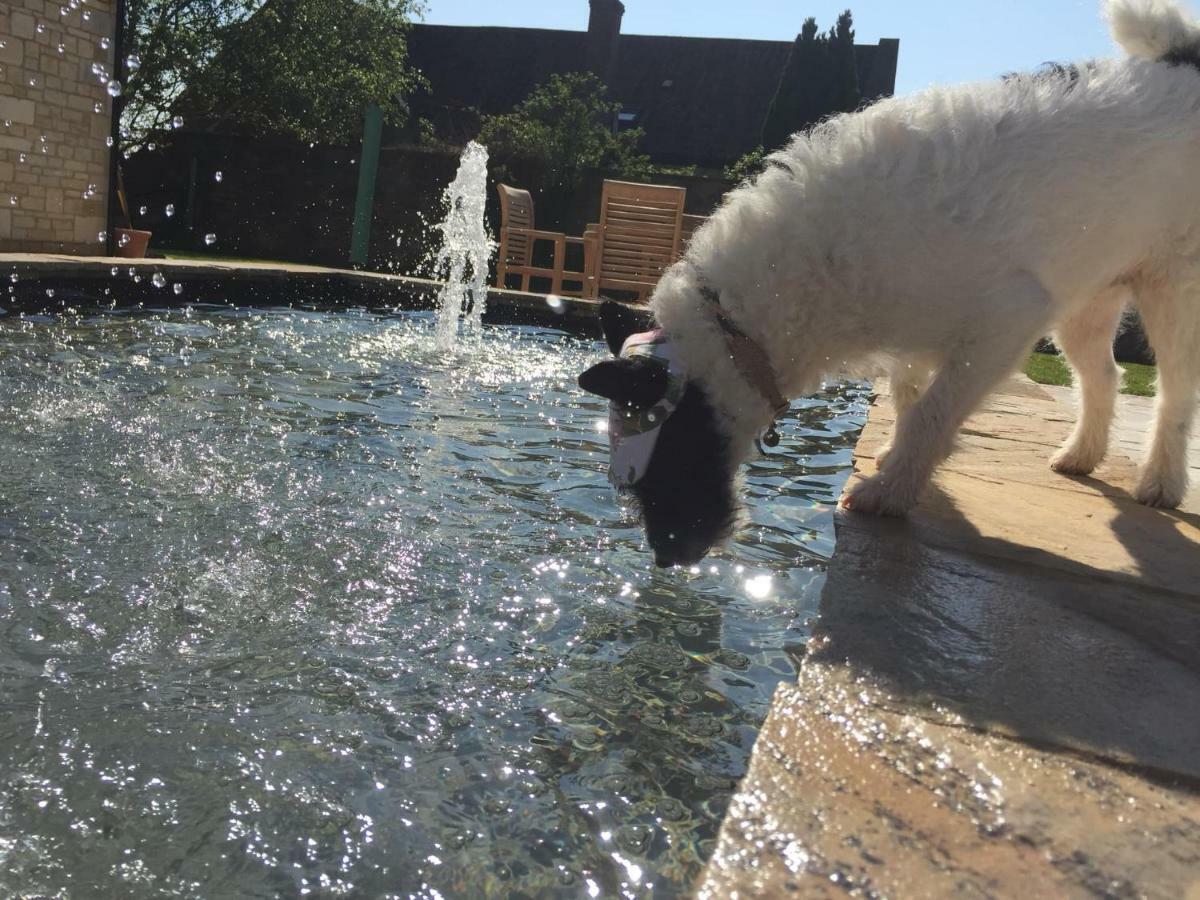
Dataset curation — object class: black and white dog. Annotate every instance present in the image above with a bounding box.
[580,0,1200,566]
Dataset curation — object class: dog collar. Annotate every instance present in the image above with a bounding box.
[608,330,688,486]
[698,285,790,446]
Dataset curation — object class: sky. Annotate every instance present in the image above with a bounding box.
[418,0,1124,97]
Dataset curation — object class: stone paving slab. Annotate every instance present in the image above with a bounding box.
[702,378,1200,898]
[1040,382,1200,509]
[700,675,1200,900]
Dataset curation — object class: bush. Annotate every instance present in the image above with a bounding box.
[724,146,767,184]
[478,73,652,192]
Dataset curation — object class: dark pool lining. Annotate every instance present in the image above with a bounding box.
[1,261,610,337]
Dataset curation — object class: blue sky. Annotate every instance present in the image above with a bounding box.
[419,1,1124,96]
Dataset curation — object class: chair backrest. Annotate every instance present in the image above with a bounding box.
[497,184,535,268]
[679,214,705,256]
[595,180,685,298]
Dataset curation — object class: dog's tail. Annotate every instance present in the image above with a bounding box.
[1106,0,1200,63]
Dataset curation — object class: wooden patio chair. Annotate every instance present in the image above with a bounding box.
[494,184,587,297]
[585,180,686,303]
[678,214,706,259]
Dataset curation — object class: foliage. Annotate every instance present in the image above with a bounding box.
[119,0,259,151]
[181,0,424,145]
[723,146,767,183]
[478,72,652,191]
[761,9,861,152]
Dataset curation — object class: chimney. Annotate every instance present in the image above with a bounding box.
[587,0,625,84]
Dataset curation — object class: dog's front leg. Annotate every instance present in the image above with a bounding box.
[842,272,1054,516]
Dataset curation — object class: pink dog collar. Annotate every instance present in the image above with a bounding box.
[608,330,688,487]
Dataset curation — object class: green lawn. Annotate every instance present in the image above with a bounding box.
[1024,352,1156,397]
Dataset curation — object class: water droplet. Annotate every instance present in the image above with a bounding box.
[106,79,122,98]
[172,115,183,129]
[82,9,91,20]
[27,78,39,88]
[124,54,140,73]
[81,183,97,199]
[214,171,223,183]
[106,136,113,147]
[39,134,47,143]
[204,233,216,246]
[97,231,106,243]
[36,22,46,33]
[18,153,26,163]
[165,204,175,217]
[2,120,10,128]
[172,283,183,295]
[45,288,55,298]
[119,234,130,247]
[8,196,17,207]
[9,273,18,283]
[138,205,147,215]
[151,272,166,289]
[110,266,118,276]
[100,36,110,50]
[57,43,65,54]
[93,102,103,113]
[59,5,69,16]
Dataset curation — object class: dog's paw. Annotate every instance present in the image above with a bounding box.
[1050,443,1102,477]
[1134,468,1186,509]
[839,473,916,517]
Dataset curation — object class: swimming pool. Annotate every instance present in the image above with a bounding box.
[0,308,864,897]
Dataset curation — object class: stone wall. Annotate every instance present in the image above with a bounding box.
[1,0,115,254]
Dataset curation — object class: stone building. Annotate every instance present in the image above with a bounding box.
[1,0,116,255]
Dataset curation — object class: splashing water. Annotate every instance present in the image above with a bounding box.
[0,308,865,897]
[432,141,494,352]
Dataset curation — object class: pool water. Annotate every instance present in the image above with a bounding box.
[0,308,864,898]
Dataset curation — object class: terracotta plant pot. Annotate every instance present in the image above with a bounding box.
[114,228,152,259]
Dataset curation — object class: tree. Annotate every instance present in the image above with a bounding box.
[760,10,861,152]
[180,0,423,144]
[829,10,861,115]
[478,72,652,193]
[118,0,259,151]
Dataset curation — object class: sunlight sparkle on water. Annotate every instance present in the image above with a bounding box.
[0,308,866,897]
[744,574,774,599]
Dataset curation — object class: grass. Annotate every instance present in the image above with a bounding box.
[1024,352,1156,397]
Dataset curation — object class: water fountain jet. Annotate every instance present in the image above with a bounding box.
[431,141,494,352]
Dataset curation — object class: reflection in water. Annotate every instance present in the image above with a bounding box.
[0,308,864,897]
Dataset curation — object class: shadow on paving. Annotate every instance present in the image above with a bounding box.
[811,380,1200,782]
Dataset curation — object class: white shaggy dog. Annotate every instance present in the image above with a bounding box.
[580,0,1200,566]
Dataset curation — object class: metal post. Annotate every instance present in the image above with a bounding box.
[105,0,128,256]
[349,103,383,268]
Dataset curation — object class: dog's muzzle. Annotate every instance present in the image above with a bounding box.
[608,330,688,487]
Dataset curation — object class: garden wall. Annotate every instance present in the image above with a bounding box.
[123,133,734,276]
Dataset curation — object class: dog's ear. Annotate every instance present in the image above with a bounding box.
[598,301,655,356]
[579,357,670,409]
